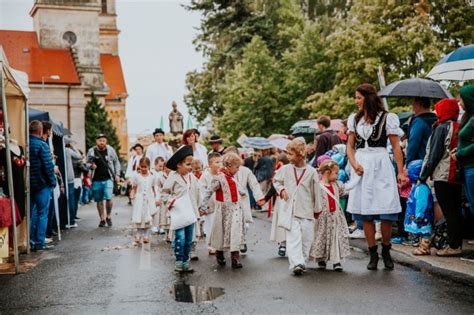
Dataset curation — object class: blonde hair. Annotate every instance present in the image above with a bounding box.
[222,152,242,167]
[191,159,203,167]
[318,160,339,174]
[286,138,306,158]
[223,146,239,155]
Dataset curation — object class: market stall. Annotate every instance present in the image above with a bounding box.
[0,48,30,274]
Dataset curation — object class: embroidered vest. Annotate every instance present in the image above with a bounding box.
[354,112,388,150]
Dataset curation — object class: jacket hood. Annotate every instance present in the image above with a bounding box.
[460,85,474,115]
[407,159,423,183]
[417,112,437,124]
[434,98,460,126]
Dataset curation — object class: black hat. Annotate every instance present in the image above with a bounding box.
[153,128,165,136]
[96,133,107,139]
[192,128,200,136]
[165,145,193,171]
[209,135,223,144]
[132,143,144,150]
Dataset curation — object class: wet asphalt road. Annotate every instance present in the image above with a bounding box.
[1,197,474,314]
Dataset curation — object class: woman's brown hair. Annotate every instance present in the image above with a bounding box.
[355,83,386,124]
[181,129,196,145]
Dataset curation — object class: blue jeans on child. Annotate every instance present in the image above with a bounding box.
[30,187,53,250]
[174,224,194,262]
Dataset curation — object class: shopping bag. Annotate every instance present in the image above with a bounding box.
[169,193,197,231]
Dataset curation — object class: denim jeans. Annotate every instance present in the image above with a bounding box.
[68,183,76,225]
[30,187,53,249]
[174,224,194,262]
[81,187,91,204]
[464,167,474,214]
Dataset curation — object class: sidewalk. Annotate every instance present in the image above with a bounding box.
[350,238,474,286]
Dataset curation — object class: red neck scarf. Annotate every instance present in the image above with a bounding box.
[434,99,460,127]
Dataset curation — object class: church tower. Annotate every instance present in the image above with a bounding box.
[30,0,105,90]
[99,0,119,55]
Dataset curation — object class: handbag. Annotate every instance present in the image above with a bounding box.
[94,148,120,196]
[169,193,197,231]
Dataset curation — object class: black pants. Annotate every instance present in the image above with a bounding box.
[434,181,463,249]
[397,197,408,237]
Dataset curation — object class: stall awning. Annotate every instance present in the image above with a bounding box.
[28,107,65,137]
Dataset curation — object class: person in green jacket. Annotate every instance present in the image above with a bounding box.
[455,85,474,253]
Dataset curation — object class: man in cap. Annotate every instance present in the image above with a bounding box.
[209,135,226,155]
[87,134,121,227]
[146,128,172,164]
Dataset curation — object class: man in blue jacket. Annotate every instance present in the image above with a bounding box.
[29,120,57,251]
[406,97,437,166]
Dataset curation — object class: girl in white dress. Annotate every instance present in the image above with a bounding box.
[130,157,158,246]
[346,83,406,271]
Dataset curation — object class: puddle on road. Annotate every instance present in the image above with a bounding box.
[171,283,225,303]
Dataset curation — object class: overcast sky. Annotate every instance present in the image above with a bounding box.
[0,0,204,135]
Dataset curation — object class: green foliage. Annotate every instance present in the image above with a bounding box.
[84,93,121,154]
[186,0,473,141]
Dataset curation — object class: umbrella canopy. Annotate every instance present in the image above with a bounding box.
[378,78,452,99]
[427,44,474,81]
[241,136,274,150]
[290,119,343,136]
[269,137,291,152]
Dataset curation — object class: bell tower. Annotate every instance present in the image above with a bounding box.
[30,0,105,90]
[99,0,120,55]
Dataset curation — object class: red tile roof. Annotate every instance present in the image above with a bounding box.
[100,54,127,100]
[0,30,80,84]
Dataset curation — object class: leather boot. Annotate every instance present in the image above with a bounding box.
[231,251,243,269]
[413,238,431,256]
[381,243,394,270]
[216,251,226,266]
[367,245,379,270]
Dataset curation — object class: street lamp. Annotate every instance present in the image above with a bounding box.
[42,75,60,108]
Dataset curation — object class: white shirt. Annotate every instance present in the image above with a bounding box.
[194,143,208,168]
[125,154,143,180]
[146,142,173,164]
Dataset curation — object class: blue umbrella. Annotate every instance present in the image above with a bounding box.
[427,44,474,81]
[241,137,274,150]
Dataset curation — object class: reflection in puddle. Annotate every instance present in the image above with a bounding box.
[172,282,225,303]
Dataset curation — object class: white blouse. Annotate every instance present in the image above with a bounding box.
[348,112,400,141]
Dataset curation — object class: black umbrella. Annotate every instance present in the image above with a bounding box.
[378,78,452,99]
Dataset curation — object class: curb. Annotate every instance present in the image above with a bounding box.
[350,239,474,287]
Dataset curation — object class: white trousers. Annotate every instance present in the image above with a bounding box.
[287,217,314,270]
[203,212,216,247]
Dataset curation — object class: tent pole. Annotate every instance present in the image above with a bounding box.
[25,100,30,254]
[0,61,20,274]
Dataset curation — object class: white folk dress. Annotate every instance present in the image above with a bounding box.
[346,112,401,217]
[201,172,246,252]
[310,182,350,264]
[131,174,158,229]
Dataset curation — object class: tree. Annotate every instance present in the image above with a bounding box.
[217,36,284,142]
[84,93,121,154]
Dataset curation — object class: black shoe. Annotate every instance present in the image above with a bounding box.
[278,245,286,257]
[106,218,112,227]
[240,244,247,254]
[231,251,243,269]
[367,245,379,270]
[99,220,106,227]
[333,263,343,272]
[34,244,54,252]
[381,243,394,270]
[318,261,327,269]
[216,251,226,266]
[74,217,81,221]
[292,264,304,276]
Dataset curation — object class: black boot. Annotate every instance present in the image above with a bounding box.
[216,251,226,266]
[382,243,394,270]
[231,251,243,269]
[367,245,379,270]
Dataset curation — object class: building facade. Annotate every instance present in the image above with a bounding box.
[0,0,129,158]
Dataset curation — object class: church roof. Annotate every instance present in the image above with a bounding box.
[0,30,81,84]
[100,54,127,100]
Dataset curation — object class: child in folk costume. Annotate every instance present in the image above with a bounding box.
[161,145,201,273]
[130,157,159,246]
[224,147,265,254]
[199,152,223,255]
[310,160,350,271]
[155,160,173,241]
[200,152,248,268]
[191,159,204,180]
[151,157,165,234]
[273,138,321,276]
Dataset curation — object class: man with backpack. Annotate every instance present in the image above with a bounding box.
[313,116,342,165]
[87,134,121,227]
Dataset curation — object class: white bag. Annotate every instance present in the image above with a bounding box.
[169,193,197,231]
[278,199,294,231]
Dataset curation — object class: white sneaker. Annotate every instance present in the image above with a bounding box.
[349,229,365,239]
[66,223,78,229]
[45,237,53,244]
